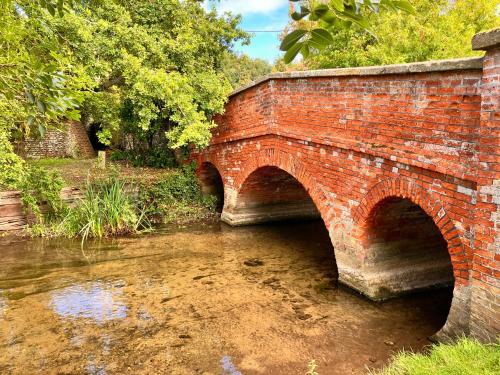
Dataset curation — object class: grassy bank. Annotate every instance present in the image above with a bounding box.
[17,158,217,240]
[372,338,499,375]
[28,158,174,187]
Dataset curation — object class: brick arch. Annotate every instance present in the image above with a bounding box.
[197,159,225,184]
[196,160,226,205]
[233,148,332,227]
[353,178,469,284]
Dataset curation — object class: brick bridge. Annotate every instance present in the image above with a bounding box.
[194,29,499,342]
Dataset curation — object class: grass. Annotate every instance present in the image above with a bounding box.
[372,337,499,375]
[27,157,174,187]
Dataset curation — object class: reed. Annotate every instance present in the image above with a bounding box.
[60,176,150,241]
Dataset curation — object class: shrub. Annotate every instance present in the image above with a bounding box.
[20,166,65,223]
[110,148,176,169]
[139,163,216,223]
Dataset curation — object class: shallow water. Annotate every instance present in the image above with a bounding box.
[0,221,452,374]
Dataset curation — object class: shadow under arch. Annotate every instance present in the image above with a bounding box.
[352,178,470,340]
[222,149,332,228]
[353,178,468,278]
[197,161,225,212]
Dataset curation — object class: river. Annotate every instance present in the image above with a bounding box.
[0,220,452,374]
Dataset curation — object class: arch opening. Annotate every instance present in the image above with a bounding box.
[198,162,224,212]
[360,196,454,306]
[222,166,321,226]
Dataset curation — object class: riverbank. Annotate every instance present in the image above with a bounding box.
[0,157,218,238]
[27,158,175,187]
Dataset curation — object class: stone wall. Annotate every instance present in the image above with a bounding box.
[16,121,95,159]
[195,29,500,342]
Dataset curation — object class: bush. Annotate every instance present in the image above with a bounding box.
[20,166,65,223]
[373,337,500,375]
[139,163,216,223]
[110,148,176,169]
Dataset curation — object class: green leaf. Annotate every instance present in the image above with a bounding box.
[57,0,64,16]
[310,29,334,47]
[291,12,307,21]
[26,90,35,104]
[330,0,345,11]
[320,10,339,25]
[392,0,415,15]
[300,43,310,59]
[280,29,307,51]
[46,3,56,16]
[339,9,370,28]
[27,116,35,127]
[309,4,329,21]
[291,5,311,20]
[36,100,46,113]
[283,42,303,64]
[38,123,46,138]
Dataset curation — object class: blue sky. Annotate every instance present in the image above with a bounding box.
[204,0,290,62]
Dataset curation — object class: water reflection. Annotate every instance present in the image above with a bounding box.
[0,290,7,318]
[221,356,242,375]
[86,355,107,375]
[50,281,127,323]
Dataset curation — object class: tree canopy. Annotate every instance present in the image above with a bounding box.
[304,0,500,69]
[221,52,273,89]
[0,0,247,188]
[280,0,415,63]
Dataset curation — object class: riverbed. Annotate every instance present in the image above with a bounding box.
[0,221,451,374]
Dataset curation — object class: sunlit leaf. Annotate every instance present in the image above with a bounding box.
[301,43,310,59]
[393,0,415,15]
[330,0,345,11]
[310,29,334,47]
[280,29,307,51]
[284,42,303,63]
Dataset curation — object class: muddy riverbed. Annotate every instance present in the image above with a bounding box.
[0,221,452,374]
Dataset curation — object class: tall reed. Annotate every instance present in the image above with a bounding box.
[60,176,150,241]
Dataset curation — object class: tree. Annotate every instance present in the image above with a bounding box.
[0,0,83,188]
[305,0,500,69]
[37,0,248,149]
[221,52,273,89]
[280,0,414,63]
[0,0,247,190]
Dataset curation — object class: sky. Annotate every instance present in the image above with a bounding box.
[204,0,290,63]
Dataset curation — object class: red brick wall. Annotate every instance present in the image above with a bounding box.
[470,42,500,341]
[195,41,499,341]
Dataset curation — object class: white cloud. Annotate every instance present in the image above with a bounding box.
[205,0,288,15]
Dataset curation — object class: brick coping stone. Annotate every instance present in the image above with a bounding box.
[230,57,483,97]
[472,28,500,51]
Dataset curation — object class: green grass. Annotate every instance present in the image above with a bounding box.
[28,158,80,168]
[373,338,500,375]
[26,157,174,187]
